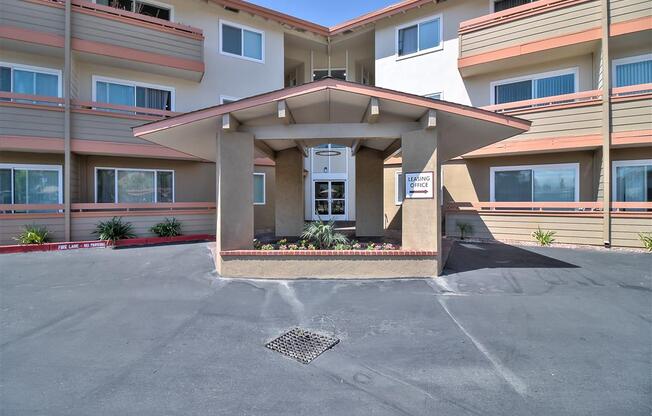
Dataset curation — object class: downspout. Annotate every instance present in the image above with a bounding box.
[600,0,611,247]
[64,0,72,241]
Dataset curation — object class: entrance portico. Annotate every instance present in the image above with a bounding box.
[134,78,530,277]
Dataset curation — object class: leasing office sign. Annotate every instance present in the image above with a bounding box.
[404,172,434,199]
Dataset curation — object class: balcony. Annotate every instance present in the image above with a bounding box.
[611,83,652,147]
[458,0,601,76]
[0,0,204,80]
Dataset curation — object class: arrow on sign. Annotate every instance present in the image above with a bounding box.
[409,190,428,194]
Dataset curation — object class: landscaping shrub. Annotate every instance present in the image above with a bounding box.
[456,221,473,240]
[639,233,652,252]
[150,217,182,237]
[260,243,275,250]
[93,217,135,242]
[532,226,556,246]
[15,224,50,245]
[300,220,348,249]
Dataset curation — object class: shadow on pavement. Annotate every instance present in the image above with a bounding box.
[443,240,578,274]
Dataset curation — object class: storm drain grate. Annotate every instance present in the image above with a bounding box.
[265,328,340,364]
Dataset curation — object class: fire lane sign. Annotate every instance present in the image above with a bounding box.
[405,171,434,199]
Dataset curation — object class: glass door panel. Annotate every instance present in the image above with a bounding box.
[313,181,346,220]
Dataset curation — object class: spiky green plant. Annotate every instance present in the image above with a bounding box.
[15,224,50,245]
[639,233,652,252]
[532,226,556,246]
[150,217,182,237]
[93,217,135,242]
[456,222,473,240]
[300,220,348,249]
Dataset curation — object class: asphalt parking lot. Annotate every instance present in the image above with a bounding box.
[1,242,650,415]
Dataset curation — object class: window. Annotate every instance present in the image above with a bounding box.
[613,54,652,88]
[491,69,578,104]
[93,76,173,110]
[613,160,652,202]
[425,92,442,100]
[313,69,346,81]
[491,164,579,202]
[395,171,404,205]
[95,168,174,203]
[0,62,61,98]
[94,0,172,20]
[0,164,62,205]
[220,21,264,62]
[253,173,265,205]
[493,0,533,12]
[396,15,442,57]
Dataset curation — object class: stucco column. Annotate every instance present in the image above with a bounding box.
[355,147,384,237]
[215,131,254,253]
[275,148,304,237]
[401,129,440,252]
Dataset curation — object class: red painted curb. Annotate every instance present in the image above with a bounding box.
[113,234,214,248]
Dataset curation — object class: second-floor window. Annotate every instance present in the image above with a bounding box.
[613,54,652,87]
[491,164,579,202]
[397,15,442,57]
[94,0,172,21]
[93,77,173,111]
[0,63,61,98]
[95,168,174,203]
[220,21,264,62]
[491,69,577,104]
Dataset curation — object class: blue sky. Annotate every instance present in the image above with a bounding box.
[249,0,398,26]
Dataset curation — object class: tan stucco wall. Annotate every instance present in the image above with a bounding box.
[275,148,304,237]
[254,165,275,235]
[355,147,384,236]
[383,164,402,231]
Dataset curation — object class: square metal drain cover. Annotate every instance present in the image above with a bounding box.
[265,328,339,364]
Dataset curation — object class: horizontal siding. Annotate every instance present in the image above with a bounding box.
[611,97,652,133]
[611,217,652,248]
[610,0,652,24]
[460,0,601,57]
[0,106,64,138]
[72,12,203,62]
[505,103,602,141]
[71,213,215,241]
[445,212,604,245]
[71,113,154,145]
[0,216,66,245]
[0,0,64,36]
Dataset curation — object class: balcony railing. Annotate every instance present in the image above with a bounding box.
[446,201,652,214]
[483,90,603,113]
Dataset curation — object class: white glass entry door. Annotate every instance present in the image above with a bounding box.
[313,180,346,221]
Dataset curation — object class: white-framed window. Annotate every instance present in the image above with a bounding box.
[394,170,404,205]
[490,68,578,104]
[219,20,265,63]
[491,0,534,13]
[253,173,265,205]
[313,69,346,81]
[490,163,579,202]
[220,95,240,105]
[396,14,443,58]
[95,167,174,203]
[613,160,652,202]
[93,0,173,21]
[0,62,62,98]
[612,54,652,88]
[0,164,63,204]
[92,76,174,111]
[425,92,443,100]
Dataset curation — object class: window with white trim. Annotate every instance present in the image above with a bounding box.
[220,20,264,62]
[253,173,265,205]
[95,168,174,203]
[613,160,652,202]
[0,164,62,205]
[613,54,652,87]
[490,164,579,202]
[396,15,442,57]
[94,0,172,21]
[491,68,578,104]
[0,62,61,98]
[394,171,404,205]
[93,76,174,110]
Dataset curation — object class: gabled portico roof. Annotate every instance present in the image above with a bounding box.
[133,78,531,162]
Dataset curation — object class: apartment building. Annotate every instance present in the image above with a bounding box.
[0,0,650,250]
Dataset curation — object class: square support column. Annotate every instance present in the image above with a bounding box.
[355,147,384,237]
[401,129,440,253]
[275,148,304,237]
[216,131,254,254]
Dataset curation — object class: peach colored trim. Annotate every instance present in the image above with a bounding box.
[329,0,435,35]
[483,90,602,113]
[71,140,203,160]
[220,250,437,257]
[0,136,64,152]
[71,210,214,218]
[133,78,531,137]
[459,0,592,34]
[384,156,402,165]
[611,130,652,147]
[611,202,652,209]
[610,15,652,36]
[72,0,203,39]
[0,101,64,112]
[72,100,177,118]
[448,201,603,210]
[0,25,64,48]
[611,93,652,104]
[463,135,602,157]
[71,202,215,210]
[71,38,204,73]
[23,0,64,8]
[458,27,601,68]
[612,83,652,96]
[0,214,64,221]
[449,211,605,217]
[72,108,165,122]
[0,204,64,211]
[0,92,64,104]
[254,157,275,166]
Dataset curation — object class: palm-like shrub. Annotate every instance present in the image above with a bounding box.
[532,226,556,246]
[150,217,182,237]
[15,225,50,245]
[300,220,348,249]
[639,233,652,252]
[93,217,135,242]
